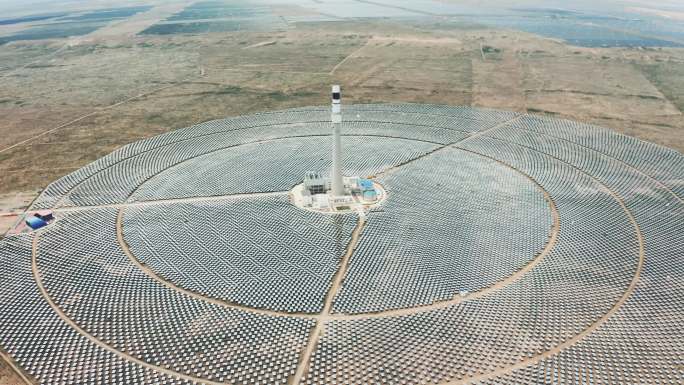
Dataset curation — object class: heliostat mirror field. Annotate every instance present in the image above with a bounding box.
[0,104,682,385]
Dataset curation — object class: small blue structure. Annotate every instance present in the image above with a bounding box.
[358,179,374,191]
[26,216,48,230]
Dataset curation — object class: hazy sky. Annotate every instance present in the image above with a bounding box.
[1,0,683,18]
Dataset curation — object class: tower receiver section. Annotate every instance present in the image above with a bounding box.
[331,85,344,196]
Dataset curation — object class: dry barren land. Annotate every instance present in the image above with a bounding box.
[1,18,683,228]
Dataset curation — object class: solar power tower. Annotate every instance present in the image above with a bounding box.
[331,85,344,196]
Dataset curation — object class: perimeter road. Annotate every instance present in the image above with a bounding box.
[112,155,560,322]
[110,151,560,323]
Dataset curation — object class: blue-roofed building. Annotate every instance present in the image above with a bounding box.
[25,216,48,230]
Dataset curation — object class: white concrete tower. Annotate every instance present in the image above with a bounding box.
[331,85,344,196]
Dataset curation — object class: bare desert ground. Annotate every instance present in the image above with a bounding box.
[0,349,35,385]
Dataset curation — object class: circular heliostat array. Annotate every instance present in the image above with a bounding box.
[0,104,682,385]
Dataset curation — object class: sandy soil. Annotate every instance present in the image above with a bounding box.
[0,191,38,237]
[0,350,34,385]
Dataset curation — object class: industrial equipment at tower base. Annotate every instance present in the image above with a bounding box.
[289,86,386,213]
